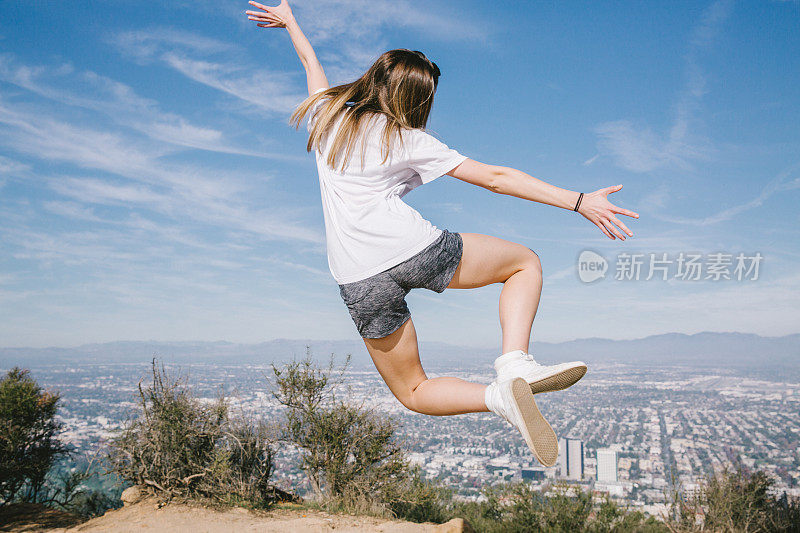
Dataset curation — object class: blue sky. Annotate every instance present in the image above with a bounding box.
[1,0,798,349]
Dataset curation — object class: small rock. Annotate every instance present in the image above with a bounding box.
[434,518,474,533]
[120,485,145,506]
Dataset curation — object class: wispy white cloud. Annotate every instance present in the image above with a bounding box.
[114,27,235,58]
[0,98,322,244]
[0,98,163,173]
[0,154,30,174]
[639,182,670,210]
[545,265,574,282]
[50,178,170,207]
[290,0,487,48]
[287,0,487,81]
[160,52,302,113]
[111,1,487,112]
[0,53,294,158]
[423,201,463,213]
[653,163,800,226]
[41,201,107,224]
[0,208,337,346]
[4,227,145,267]
[262,256,329,278]
[582,154,599,166]
[594,120,705,173]
[42,201,187,250]
[110,30,305,115]
[593,0,732,173]
[0,154,28,191]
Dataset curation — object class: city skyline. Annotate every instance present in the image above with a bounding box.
[29,360,800,513]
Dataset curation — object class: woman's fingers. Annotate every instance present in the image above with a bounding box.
[247,10,283,27]
[609,215,633,237]
[248,1,271,11]
[594,220,614,240]
[249,15,279,23]
[580,185,637,239]
[601,218,626,240]
[598,184,623,200]
[612,205,639,218]
[246,10,277,19]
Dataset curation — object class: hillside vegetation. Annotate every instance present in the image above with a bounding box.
[1,357,799,532]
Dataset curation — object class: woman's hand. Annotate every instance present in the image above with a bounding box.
[246,0,328,94]
[578,184,639,240]
[246,0,294,29]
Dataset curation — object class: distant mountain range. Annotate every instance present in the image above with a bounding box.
[1,332,798,373]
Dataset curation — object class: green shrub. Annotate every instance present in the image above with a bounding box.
[270,350,452,522]
[453,481,667,533]
[668,461,800,533]
[590,497,665,533]
[108,359,277,508]
[0,367,114,518]
[0,367,66,505]
[382,464,453,524]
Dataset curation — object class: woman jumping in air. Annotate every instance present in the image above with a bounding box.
[246,1,639,467]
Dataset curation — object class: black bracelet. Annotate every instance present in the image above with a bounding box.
[573,192,584,212]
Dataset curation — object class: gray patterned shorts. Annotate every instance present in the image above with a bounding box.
[338,229,463,339]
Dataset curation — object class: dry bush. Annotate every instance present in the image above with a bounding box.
[108,359,279,508]
[667,461,800,533]
[270,349,451,522]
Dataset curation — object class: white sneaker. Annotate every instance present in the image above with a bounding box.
[485,377,559,467]
[494,350,587,394]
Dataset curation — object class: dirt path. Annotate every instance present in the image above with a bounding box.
[38,501,467,533]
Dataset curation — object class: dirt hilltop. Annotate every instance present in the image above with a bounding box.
[1,499,472,533]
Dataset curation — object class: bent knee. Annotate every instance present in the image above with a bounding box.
[397,394,425,414]
[396,383,428,414]
[521,247,543,276]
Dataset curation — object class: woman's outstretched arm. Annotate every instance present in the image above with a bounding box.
[246,0,329,96]
[448,158,639,240]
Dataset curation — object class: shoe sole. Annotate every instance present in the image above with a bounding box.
[509,377,559,467]
[529,364,587,395]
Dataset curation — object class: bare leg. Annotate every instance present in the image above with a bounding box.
[363,233,542,416]
[363,318,488,415]
[447,233,543,354]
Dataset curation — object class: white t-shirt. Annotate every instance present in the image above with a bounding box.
[307,88,468,284]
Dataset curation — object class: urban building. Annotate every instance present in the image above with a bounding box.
[597,448,619,482]
[521,467,547,481]
[558,437,584,480]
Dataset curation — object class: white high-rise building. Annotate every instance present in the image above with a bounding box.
[596,448,618,482]
[558,437,584,480]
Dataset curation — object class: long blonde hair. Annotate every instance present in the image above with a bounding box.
[289,49,440,173]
